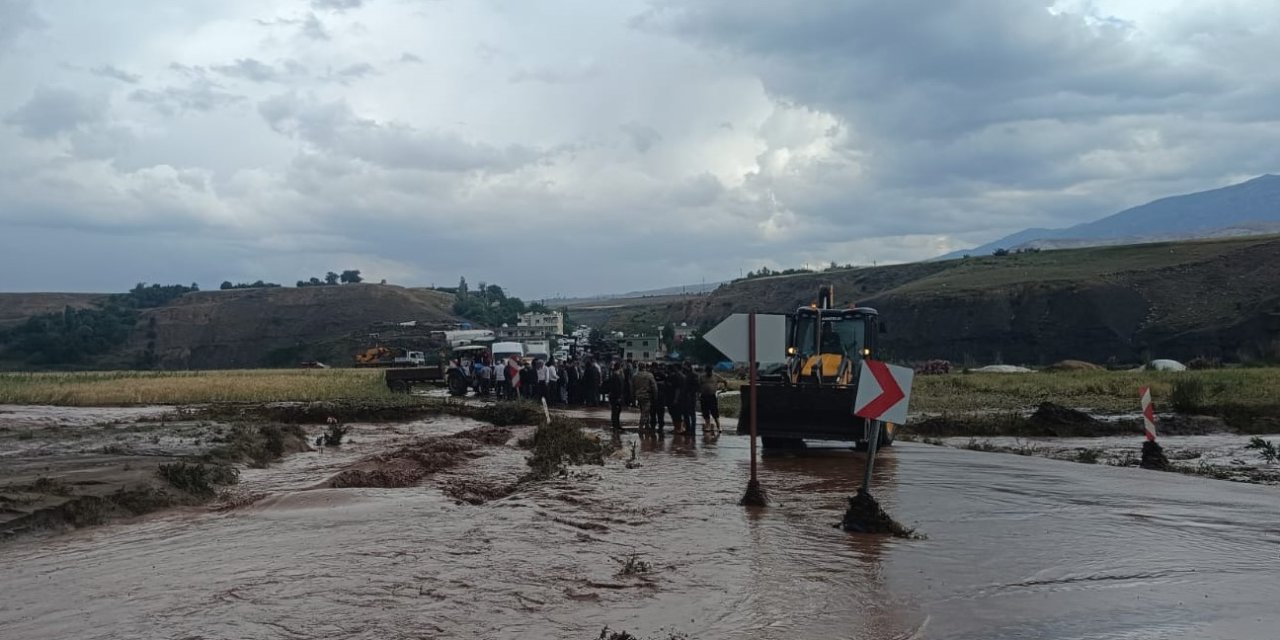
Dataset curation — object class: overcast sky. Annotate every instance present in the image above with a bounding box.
[2,0,1279,297]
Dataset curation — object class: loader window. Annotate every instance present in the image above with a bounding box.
[795,314,867,360]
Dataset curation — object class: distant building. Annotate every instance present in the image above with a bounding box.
[495,326,552,342]
[674,322,694,342]
[518,311,564,335]
[621,335,663,362]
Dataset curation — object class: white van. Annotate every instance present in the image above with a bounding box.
[491,341,525,363]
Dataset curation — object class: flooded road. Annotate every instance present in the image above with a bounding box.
[3,412,1279,639]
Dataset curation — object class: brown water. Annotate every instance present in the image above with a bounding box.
[3,412,1280,639]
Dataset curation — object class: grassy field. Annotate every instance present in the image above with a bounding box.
[892,235,1280,293]
[3,367,1280,422]
[0,369,394,406]
[912,368,1280,414]
[719,367,1280,418]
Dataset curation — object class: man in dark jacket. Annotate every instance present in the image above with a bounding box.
[605,362,626,430]
[623,358,635,407]
[663,365,685,435]
[681,362,700,436]
[651,365,667,434]
[582,357,601,407]
[519,361,537,399]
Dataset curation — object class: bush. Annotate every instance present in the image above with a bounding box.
[157,462,239,497]
[1074,448,1101,464]
[1246,437,1278,464]
[1187,357,1222,370]
[522,419,609,481]
[323,420,349,446]
[1169,378,1207,413]
[915,360,952,375]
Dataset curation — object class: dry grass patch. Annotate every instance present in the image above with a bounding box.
[0,369,393,405]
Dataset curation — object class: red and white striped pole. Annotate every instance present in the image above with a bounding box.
[1140,386,1158,441]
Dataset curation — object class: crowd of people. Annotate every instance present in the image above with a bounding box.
[462,355,728,437]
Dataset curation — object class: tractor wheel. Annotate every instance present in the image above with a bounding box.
[447,372,468,397]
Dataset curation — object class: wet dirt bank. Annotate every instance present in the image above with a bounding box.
[3,410,1280,639]
[917,432,1280,485]
[0,404,326,539]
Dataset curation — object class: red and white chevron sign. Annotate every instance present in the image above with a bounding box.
[853,360,914,424]
[1140,386,1158,441]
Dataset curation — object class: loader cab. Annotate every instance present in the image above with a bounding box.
[787,307,879,385]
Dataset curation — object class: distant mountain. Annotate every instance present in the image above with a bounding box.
[545,281,721,306]
[946,174,1280,258]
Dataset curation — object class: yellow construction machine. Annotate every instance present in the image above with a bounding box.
[739,284,895,450]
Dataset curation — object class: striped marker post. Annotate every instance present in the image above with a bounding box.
[1140,386,1158,441]
[1138,386,1170,470]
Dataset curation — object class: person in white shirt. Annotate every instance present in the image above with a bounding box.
[493,357,507,399]
[545,360,560,405]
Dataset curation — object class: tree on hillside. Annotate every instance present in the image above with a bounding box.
[681,325,727,365]
[220,281,233,290]
[325,271,340,285]
[528,302,550,314]
[458,276,469,297]
[661,322,677,353]
[340,269,363,284]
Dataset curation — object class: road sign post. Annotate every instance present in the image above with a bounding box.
[747,313,760,490]
[705,312,777,506]
[861,419,882,492]
[852,360,914,494]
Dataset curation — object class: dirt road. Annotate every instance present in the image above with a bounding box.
[2,415,1278,639]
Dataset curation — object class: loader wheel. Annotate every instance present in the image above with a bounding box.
[880,422,896,447]
[762,437,807,451]
[389,380,410,394]
[855,423,895,451]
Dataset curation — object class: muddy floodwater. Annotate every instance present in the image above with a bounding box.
[3,408,1280,639]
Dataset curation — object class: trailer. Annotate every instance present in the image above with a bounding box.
[384,363,471,396]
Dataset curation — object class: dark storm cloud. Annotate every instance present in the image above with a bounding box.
[90,65,141,84]
[258,93,539,172]
[129,79,244,115]
[212,58,307,83]
[636,0,1218,140]
[4,86,104,138]
[301,13,329,40]
[312,0,366,10]
[635,0,1277,235]
[0,0,44,52]
[328,62,377,83]
[619,122,662,153]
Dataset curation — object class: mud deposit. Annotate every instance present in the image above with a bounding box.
[3,406,1280,639]
[931,432,1280,484]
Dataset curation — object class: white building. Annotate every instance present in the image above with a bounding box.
[621,336,663,362]
[518,311,564,335]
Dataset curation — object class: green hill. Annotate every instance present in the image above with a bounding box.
[572,235,1280,365]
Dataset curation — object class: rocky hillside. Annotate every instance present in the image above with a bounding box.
[0,285,460,370]
[0,293,105,330]
[575,235,1280,365]
[134,285,460,369]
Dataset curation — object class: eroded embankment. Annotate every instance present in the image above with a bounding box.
[900,403,1280,485]
[2,399,612,541]
[0,407,317,539]
[322,419,612,505]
